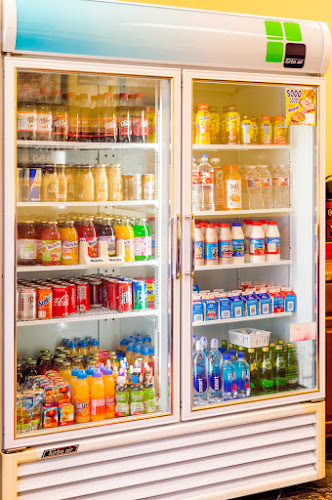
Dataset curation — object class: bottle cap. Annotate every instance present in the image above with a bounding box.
[232,222,242,227]
[268,221,277,225]
[68,341,77,348]
[77,369,87,379]
[259,220,267,224]
[93,369,103,378]
[224,354,230,360]
[200,336,207,346]
[237,352,245,359]
[79,340,88,348]
[71,367,79,376]
[86,365,94,376]
[90,339,99,347]
[142,346,150,356]
[198,103,208,110]
[252,222,261,225]
[195,340,203,352]
[134,345,141,354]
[120,337,129,346]
[126,343,134,352]
[220,223,229,228]
[228,349,236,356]
[104,367,113,376]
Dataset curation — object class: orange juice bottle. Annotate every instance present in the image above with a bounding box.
[195,103,211,145]
[58,220,78,265]
[90,369,106,421]
[70,366,79,402]
[86,365,94,389]
[103,367,116,419]
[74,369,90,423]
[59,361,72,382]
[78,340,89,356]
[114,217,135,262]
[222,165,242,211]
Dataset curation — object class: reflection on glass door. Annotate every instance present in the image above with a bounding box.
[15,69,173,436]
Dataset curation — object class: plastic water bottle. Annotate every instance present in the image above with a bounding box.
[234,352,250,398]
[207,339,223,403]
[199,154,214,210]
[200,336,208,355]
[258,165,273,209]
[193,340,208,405]
[192,334,197,360]
[273,164,290,208]
[192,155,202,211]
[223,354,235,400]
[240,165,250,209]
[247,165,263,210]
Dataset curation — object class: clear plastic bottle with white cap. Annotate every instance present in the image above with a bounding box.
[273,164,290,208]
[258,165,273,209]
[199,154,214,211]
[247,165,263,210]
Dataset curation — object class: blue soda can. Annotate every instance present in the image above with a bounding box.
[29,168,41,202]
[132,280,148,310]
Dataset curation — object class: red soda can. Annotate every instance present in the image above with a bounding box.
[89,279,102,308]
[52,285,69,318]
[59,281,76,314]
[107,279,118,310]
[19,287,37,321]
[76,281,90,313]
[102,278,110,308]
[117,281,132,312]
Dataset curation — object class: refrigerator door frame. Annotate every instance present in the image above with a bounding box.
[181,68,325,421]
[2,55,181,450]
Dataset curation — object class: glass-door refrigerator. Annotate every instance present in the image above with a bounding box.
[3,57,181,450]
[181,70,325,421]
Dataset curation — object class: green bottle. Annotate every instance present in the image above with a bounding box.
[134,218,152,261]
[259,347,274,393]
[274,345,287,392]
[248,348,259,395]
[269,343,276,377]
[143,383,156,413]
[130,383,144,415]
[221,340,228,350]
[286,343,299,389]
[237,346,245,358]
[228,343,234,352]
[255,347,262,369]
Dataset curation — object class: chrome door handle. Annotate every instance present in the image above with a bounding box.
[176,214,182,279]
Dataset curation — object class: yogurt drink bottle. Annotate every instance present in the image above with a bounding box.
[231,222,245,264]
[266,221,280,262]
[204,223,218,266]
[244,220,253,263]
[218,223,233,265]
[194,222,204,267]
[249,222,266,263]
[259,220,268,236]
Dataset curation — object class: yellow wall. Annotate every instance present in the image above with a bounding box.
[131,0,332,175]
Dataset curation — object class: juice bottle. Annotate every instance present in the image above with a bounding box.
[17,84,37,141]
[17,221,38,266]
[90,338,99,354]
[107,164,123,201]
[90,369,106,421]
[59,220,78,265]
[103,367,116,419]
[37,88,52,141]
[225,106,240,144]
[70,366,80,402]
[115,376,130,417]
[146,106,155,143]
[134,218,152,261]
[59,361,72,382]
[78,217,98,258]
[195,103,211,145]
[77,166,94,202]
[209,106,221,144]
[99,218,116,257]
[74,370,91,423]
[68,93,80,142]
[86,365,94,389]
[222,165,242,210]
[133,93,148,143]
[41,221,61,266]
[130,383,144,416]
[93,165,108,202]
[42,166,59,202]
[65,166,77,201]
[56,164,67,202]
[52,90,69,142]
[115,217,135,262]
[78,340,89,356]
[79,94,90,142]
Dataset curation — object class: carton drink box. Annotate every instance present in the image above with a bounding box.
[228,292,244,318]
[268,287,285,313]
[242,293,259,316]
[59,403,74,426]
[255,292,272,315]
[281,287,297,312]
[202,292,218,321]
[192,293,204,322]
[43,406,59,428]
[214,291,231,319]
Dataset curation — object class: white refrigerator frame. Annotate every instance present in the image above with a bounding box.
[181,68,326,421]
[2,55,182,450]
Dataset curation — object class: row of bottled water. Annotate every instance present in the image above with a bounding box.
[192,155,290,211]
[193,337,250,405]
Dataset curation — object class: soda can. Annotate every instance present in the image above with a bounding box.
[142,174,155,200]
[132,280,148,310]
[107,279,118,311]
[17,167,30,202]
[29,168,42,202]
[37,286,53,320]
[18,287,36,321]
[89,279,102,308]
[52,285,69,318]
[117,282,132,312]
[76,281,90,313]
[128,174,142,200]
[102,278,110,308]
[59,282,76,314]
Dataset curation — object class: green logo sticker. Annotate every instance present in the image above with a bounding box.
[265,21,305,67]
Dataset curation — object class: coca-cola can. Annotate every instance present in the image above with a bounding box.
[102,278,110,308]
[18,287,37,321]
[107,279,118,311]
[76,281,90,313]
[59,282,76,314]
[89,279,102,308]
[52,285,69,318]
[117,281,132,312]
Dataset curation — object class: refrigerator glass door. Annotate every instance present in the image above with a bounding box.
[4,58,180,448]
[182,70,324,420]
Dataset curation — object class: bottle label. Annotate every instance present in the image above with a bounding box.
[115,402,130,417]
[144,398,156,413]
[193,375,208,393]
[37,112,52,133]
[61,240,78,261]
[104,117,118,137]
[192,171,202,185]
[80,237,98,258]
[135,236,152,257]
[133,117,148,137]
[225,179,241,209]
[107,235,116,256]
[18,239,37,260]
[266,237,280,254]
[123,238,134,261]
[119,115,133,136]
[223,370,236,394]
[197,116,210,133]
[244,236,250,254]
[219,240,233,259]
[195,241,204,261]
[204,242,218,262]
[248,179,262,187]
[42,240,61,262]
[68,115,80,137]
[233,239,244,257]
[262,178,272,187]
[261,123,271,143]
[91,398,105,416]
[201,171,214,185]
[250,237,265,256]
[75,400,90,418]
[275,376,287,387]
[130,401,144,415]
[241,122,251,144]
[53,114,68,135]
[17,111,37,132]
[209,372,221,391]
[260,378,274,388]
[274,177,289,187]
[105,396,115,413]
